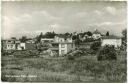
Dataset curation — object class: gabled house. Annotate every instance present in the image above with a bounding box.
[101,35,122,48]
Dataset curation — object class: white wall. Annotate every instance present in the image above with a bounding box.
[101,39,122,47]
[20,43,26,50]
[59,43,75,55]
[6,44,15,50]
[54,36,72,43]
[59,43,67,55]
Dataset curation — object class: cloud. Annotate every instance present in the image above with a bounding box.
[75,12,87,18]
[1,2,126,39]
[94,10,103,16]
[105,6,117,15]
[91,21,125,27]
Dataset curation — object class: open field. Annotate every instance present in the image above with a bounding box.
[1,51,127,82]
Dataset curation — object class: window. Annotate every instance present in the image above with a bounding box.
[61,44,65,48]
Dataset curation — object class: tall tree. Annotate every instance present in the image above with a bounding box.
[86,31,92,36]
[44,32,56,38]
[122,29,127,42]
[20,36,27,43]
[106,31,109,36]
[64,32,71,36]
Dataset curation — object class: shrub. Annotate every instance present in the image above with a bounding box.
[97,45,117,61]
[90,41,101,52]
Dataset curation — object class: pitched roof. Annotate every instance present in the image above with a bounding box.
[102,35,121,39]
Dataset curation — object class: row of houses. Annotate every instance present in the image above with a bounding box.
[1,29,122,56]
[1,35,75,56]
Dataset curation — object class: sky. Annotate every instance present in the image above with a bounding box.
[1,1,127,39]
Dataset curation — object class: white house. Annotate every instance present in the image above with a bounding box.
[92,29,102,39]
[59,42,75,55]
[20,43,26,50]
[48,35,75,56]
[101,35,122,48]
[2,39,20,50]
[54,35,72,43]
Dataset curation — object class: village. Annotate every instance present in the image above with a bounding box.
[1,29,127,82]
[1,29,126,57]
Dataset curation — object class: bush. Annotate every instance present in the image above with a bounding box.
[98,45,117,61]
[90,41,101,52]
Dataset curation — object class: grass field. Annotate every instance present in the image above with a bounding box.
[1,51,127,82]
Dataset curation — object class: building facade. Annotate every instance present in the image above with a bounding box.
[54,35,72,43]
[101,36,122,48]
[2,39,20,50]
[48,35,75,56]
[59,42,75,55]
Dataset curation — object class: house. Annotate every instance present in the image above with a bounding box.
[48,42,75,56]
[20,43,26,50]
[59,42,75,55]
[54,35,72,43]
[2,39,20,50]
[40,38,54,43]
[48,35,75,56]
[48,42,59,56]
[101,35,122,48]
[25,43,37,50]
[19,43,36,50]
[83,34,92,40]
[92,29,102,40]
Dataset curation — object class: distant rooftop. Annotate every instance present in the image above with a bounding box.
[102,35,121,39]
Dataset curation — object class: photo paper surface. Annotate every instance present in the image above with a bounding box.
[1,1,127,82]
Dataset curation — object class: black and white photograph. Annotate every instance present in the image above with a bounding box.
[1,1,127,82]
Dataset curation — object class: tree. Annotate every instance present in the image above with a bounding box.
[122,29,127,42]
[64,32,71,36]
[20,36,27,43]
[44,32,56,38]
[90,41,101,52]
[39,32,43,38]
[106,31,109,36]
[97,45,117,61]
[86,31,92,36]
[72,35,79,40]
[35,32,44,43]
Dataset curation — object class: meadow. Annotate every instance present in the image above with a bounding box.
[1,51,127,82]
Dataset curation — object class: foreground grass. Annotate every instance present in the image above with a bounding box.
[1,54,127,82]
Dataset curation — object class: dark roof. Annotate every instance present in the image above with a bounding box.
[93,29,101,34]
[102,35,121,39]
